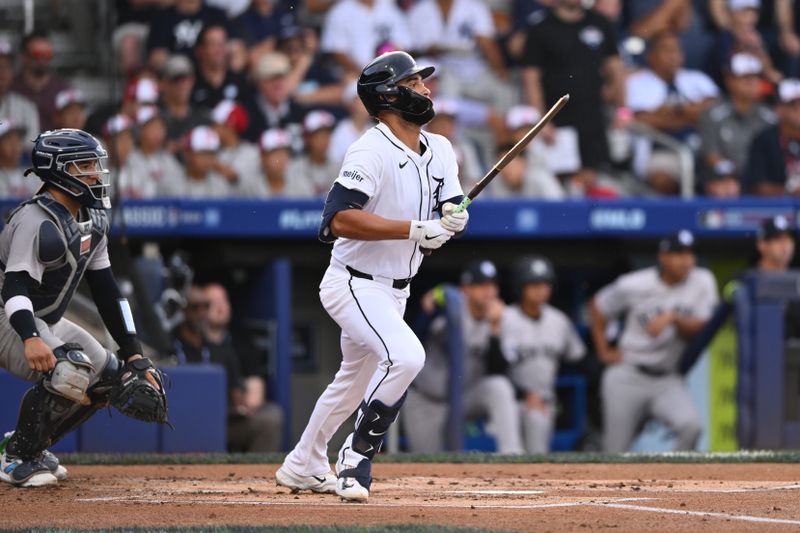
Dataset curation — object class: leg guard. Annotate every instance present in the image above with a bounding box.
[7,353,120,459]
[351,393,406,460]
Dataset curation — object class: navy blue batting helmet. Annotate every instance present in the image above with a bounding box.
[357,51,435,125]
[27,129,111,209]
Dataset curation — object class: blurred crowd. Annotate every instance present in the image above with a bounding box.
[4,0,800,199]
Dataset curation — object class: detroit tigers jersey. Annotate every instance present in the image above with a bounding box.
[501,304,585,401]
[594,266,718,371]
[331,122,463,280]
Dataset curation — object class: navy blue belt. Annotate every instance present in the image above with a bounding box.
[635,365,671,377]
[346,265,412,290]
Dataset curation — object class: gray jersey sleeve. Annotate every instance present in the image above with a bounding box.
[594,276,631,318]
[4,207,47,282]
[87,234,111,271]
[693,269,719,320]
[563,320,587,362]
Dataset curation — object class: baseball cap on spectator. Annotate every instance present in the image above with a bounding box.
[163,54,194,80]
[727,52,762,77]
[659,229,695,253]
[0,40,12,57]
[728,0,760,10]
[303,110,335,134]
[124,77,159,104]
[254,52,291,80]
[260,128,292,152]
[645,150,681,181]
[779,79,800,103]
[460,260,498,285]
[0,119,26,138]
[711,158,736,179]
[278,23,303,42]
[186,125,220,153]
[758,215,793,240]
[506,105,541,130]
[211,100,249,135]
[135,105,162,126]
[55,88,85,111]
[433,98,458,117]
[104,113,134,137]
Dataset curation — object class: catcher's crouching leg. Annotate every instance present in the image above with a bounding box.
[6,345,120,460]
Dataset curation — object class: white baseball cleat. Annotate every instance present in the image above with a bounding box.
[335,475,369,502]
[275,465,337,493]
[0,452,58,487]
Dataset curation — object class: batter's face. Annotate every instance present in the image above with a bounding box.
[397,74,431,99]
[521,282,552,307]
[462,281,498,319]
[658,250,695,282]
[758,234,795,270]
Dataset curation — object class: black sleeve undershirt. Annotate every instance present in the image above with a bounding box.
[85,267,142,359]
[1,270,39,340]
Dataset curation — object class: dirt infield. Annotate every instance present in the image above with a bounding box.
[3,463,800,531]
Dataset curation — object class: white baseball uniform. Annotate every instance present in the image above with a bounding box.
[283,121,463,477]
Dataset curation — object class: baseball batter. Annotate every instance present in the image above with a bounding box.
[276,52,467,501]
[501,256,585,453]
[590,230,718,452]
[0,129,167,487]
[404,260,524,454]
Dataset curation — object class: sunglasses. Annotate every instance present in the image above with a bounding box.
[187,301,210,310]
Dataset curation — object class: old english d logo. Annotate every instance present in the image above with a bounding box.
[79,234,92,255]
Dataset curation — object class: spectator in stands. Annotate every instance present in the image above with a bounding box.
[113,0,164,77]
[279,24,344,112]
[204,283,283,452]
[232,0,298,68]
[698,52,776,197]
[85,72,160,138]
[211,100,263,196]
[626,30,719,194]
[327,81,372,165]
[425,99,482,190]
[407,0,512,112]
[0,120,36,199]
[53,89,88,131]
[320,0,413,77]
[743,78,800,195]
[287,110,339,196]
[103,114,136,201]
[502,256,586,453]
[160,54,210,154]
[245,52,307,145]
[404,260,524,454]
[11,30,72,132]
[122,105,184,198]
[251,128,312,197]
[521,0,625,187]
[146,0,229,71]
[0,41,39,147]
[170,125,230,197]
[709,0,782,84]
[191,24,251,110]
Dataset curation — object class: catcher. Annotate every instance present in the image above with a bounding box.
[0,128,168,487]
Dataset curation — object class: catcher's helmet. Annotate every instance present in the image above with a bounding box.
[357,51,435,125]
[513,255,555,294]
[27,129,111,209]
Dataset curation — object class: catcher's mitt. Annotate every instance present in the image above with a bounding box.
[111,357,170,426]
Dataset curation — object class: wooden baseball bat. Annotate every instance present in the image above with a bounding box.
[454,93,570,213]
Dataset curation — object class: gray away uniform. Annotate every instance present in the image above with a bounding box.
[0,194,113,383]
[501,304,586,453]
[594,266,718,452]
[404,303,524,454]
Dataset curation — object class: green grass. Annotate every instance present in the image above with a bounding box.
[56,449,800,465]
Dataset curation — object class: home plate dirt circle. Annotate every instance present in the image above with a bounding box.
[3,463,800,531]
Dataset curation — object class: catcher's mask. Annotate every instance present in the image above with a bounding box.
[26,129,111,209]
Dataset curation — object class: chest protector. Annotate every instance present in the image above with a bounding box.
[8,195,108,324]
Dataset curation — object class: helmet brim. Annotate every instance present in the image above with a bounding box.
[398,64,435,83]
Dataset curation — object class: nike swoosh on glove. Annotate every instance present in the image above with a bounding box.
[409,219,454,250]
[440,202,468,233]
